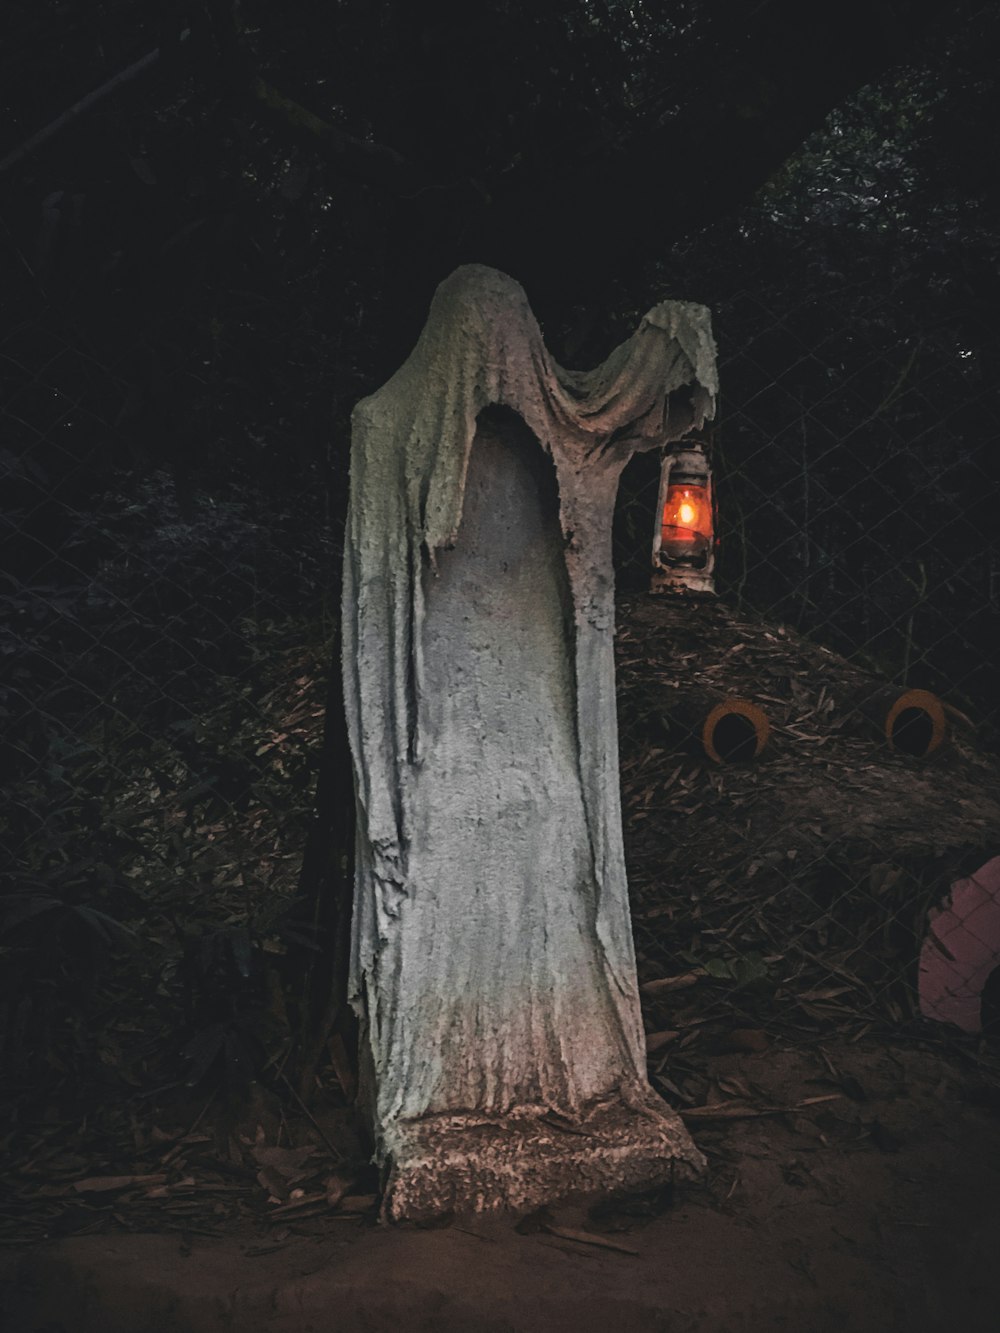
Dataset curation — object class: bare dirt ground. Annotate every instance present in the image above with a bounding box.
[4,1037,1000,1332]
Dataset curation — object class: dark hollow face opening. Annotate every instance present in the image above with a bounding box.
[711,712,759,763]
[890,706,934,757]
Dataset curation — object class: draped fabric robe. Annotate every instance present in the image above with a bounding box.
[342,265,717,1164]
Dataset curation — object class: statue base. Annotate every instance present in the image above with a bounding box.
[379,1093,705,1222]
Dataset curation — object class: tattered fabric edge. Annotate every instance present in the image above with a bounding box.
[342,264,718,1140]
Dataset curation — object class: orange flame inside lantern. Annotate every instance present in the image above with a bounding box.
[661,483,712,559]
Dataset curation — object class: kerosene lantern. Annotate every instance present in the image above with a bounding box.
[651,438,715,595]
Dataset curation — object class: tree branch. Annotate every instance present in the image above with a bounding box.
[0,33,190,174]
[1,11,421,197]
[248,77,418,194]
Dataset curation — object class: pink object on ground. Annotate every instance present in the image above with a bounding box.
[918,855,1000,1033]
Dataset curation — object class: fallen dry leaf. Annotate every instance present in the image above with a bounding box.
[724,1029,770,1053]
[645,1029,680,1054]
[639,970,706,997]
[251,1144,316,1176]
[680,1094,844,1121]
[324,1174,351,1208]
[267,1191,328,1216]
[542,1224,639,1256]
[73,1174,167,1194]
[256,1166,293,1201]
[339,1194,378,1213]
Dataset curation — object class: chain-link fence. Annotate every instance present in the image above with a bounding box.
[2,241,998,1154]
[1,301,342,1098]
[612,272,1000,1095]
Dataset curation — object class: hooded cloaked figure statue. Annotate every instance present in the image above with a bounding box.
[342,265,716,1219]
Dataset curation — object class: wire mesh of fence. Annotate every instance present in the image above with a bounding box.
[2,236,998,1149]
[611,270,1000,1075]
[1,303,341,1092]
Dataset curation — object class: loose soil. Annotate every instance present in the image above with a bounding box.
[4,1038,1000,1331]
